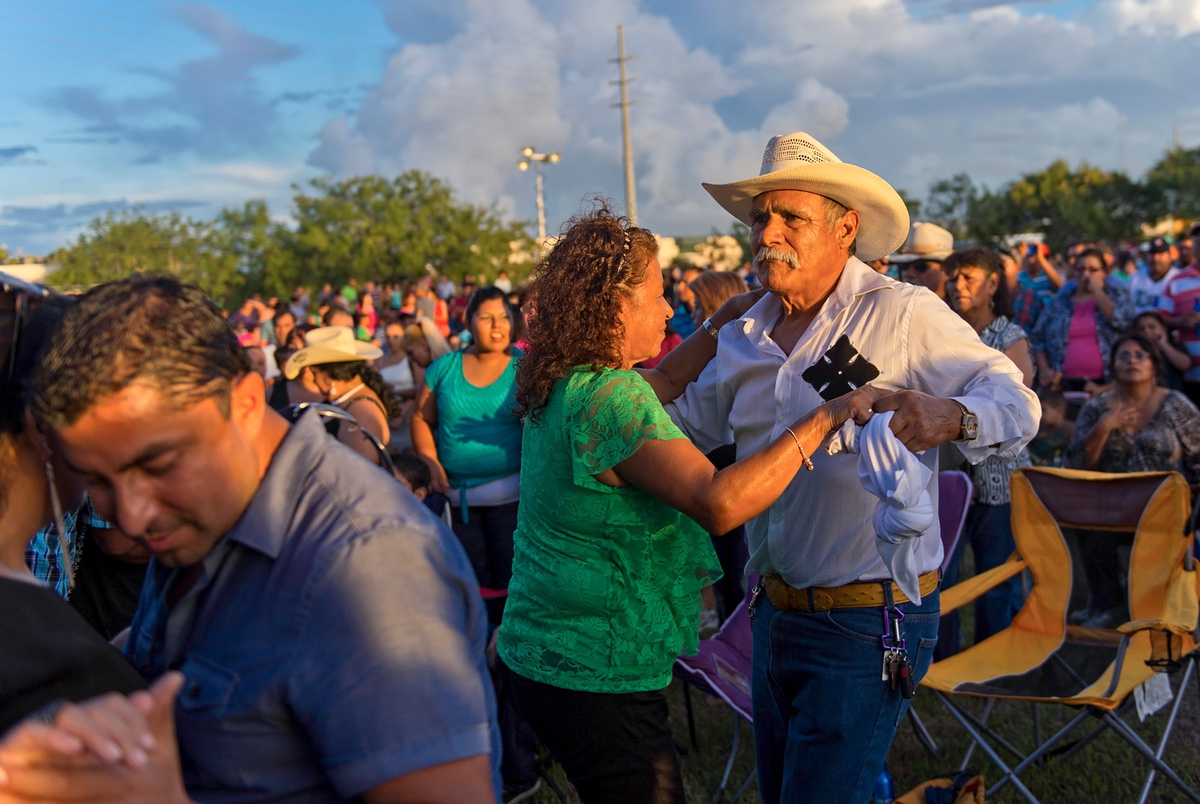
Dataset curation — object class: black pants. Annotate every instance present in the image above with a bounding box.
[498,661,686,804]
[450,501,518,597]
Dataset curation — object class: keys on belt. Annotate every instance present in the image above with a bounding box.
[881,600,915,699]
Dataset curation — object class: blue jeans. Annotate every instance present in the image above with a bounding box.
[938,502,1024,658]
[752,588,940,804]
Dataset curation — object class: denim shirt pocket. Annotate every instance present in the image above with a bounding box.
[176,655,240,714]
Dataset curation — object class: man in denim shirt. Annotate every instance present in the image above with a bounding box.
[19,276,499,803]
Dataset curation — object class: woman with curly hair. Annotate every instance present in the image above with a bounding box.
[495,205,879,803]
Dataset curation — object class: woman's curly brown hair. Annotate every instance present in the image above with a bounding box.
[516,201,658,421]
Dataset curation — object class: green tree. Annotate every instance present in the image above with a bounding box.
[895,189,921,221]
[51,208,240,301]
[215,200,292,301]
[284,172,529,286]
[959,161,1145,252]
[925,173,977,241]
[1144,146,1200,223]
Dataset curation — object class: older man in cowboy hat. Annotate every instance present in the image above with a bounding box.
[667,132,1038,803]
[891,221,955,299]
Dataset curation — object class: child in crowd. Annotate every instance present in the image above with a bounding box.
[1133,311,1190,391]
[1028,388,1074,467]
[392,451,452,528]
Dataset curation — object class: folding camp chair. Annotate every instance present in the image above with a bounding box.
[675,574,759,803]
[921,467,1199,803]
[908,469,974,755]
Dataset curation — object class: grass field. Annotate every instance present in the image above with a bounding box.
[525,636,1200,802]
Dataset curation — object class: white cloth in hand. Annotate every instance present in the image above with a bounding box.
[834,411,934,604]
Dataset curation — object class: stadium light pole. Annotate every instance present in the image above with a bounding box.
[517,146,560,245]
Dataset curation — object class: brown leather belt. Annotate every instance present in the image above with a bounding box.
[764,570,940,613]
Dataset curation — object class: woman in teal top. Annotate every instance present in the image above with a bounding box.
[411,286,523,597]
[496,205,880,803]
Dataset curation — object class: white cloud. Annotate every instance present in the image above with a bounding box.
[12,0,1200,255]
[1103,0,1200,36]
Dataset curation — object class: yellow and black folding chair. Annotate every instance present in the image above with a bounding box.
[921,467,1199,803]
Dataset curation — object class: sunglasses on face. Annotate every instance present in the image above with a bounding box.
[906,259,940,274]
[1,273,52,387]
[1115,350,1152,362]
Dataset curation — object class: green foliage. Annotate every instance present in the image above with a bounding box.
[925,173,977,241]
[48,171,533,304]
[214,200,292,301]
[896,188,922,220]
[283,172,529,287]
[1145,146,1200,222]
[952,161,1146,252]
[51,208,241,301]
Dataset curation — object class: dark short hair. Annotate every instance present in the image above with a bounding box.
[1037,386,1066,410]
[32,275,251,429]
[392,451,432,492]
[1,296,74,436]
[1108,333,1162,378]
[942,246,1013,318]
[465,285,511,327]
[1075,247,1106,267]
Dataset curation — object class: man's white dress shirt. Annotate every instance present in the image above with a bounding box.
[667,257,1039,590]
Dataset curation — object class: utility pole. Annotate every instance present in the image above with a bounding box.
[611,25,638,226]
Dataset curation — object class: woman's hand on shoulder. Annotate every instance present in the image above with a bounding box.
[710,289,767,328]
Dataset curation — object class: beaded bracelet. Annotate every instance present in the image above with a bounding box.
[784,426,815,471]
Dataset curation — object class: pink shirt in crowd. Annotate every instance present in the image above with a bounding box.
[1062,299,1105,380]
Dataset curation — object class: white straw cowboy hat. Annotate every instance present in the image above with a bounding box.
[283,326,382,380]
[889,222,955,263]
[702,131,910,262]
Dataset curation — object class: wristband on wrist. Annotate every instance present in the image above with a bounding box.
[784,426,815,471]
[701,317,719,340]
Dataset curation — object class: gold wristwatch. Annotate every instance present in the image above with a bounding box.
[952,400,979,442]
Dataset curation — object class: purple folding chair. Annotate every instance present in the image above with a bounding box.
[938,469,973,576]
[674,574,759,803]
[907,469,974,755]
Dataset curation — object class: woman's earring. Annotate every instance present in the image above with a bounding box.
[44,460,73,592]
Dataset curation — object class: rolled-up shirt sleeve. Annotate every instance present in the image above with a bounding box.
[902,291,1040,463]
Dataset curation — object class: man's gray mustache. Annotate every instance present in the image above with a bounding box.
[755,247,799,269]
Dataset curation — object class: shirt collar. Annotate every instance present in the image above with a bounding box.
[737,256,893,341]
[223,410,325,559]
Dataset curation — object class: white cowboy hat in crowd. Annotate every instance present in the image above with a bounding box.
[283,326,382,380]
[702,131,910,262]
[889,222,955,264]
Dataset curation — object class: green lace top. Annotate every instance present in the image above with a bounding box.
[496,367,721,693]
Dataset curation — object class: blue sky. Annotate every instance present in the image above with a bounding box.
[2,0,1198,256]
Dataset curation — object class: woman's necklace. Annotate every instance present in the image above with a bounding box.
[332,382,366,406]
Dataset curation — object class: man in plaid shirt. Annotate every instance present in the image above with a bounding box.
[25,496,112,598]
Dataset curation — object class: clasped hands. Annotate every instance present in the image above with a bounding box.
[0,673,192,804]
[831,386,965,453]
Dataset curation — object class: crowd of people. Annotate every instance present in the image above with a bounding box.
[0,127,1197,804]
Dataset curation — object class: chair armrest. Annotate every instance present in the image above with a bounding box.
[1116,618,1194,637]
[1115,566,1200,637]
[939,559,1027,616]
